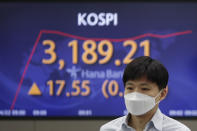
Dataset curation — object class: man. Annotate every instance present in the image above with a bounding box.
[100,56,190,131]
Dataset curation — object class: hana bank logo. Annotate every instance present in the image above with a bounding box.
[77,12,118,26]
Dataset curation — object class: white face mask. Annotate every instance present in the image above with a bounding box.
[124,90,162,116]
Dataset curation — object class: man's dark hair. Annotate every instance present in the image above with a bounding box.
[122,56,169,90]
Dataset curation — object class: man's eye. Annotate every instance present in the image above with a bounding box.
[126,87,134,90]
[141,88,150,91]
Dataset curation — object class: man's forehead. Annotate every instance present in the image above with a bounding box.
[125,77,155,86]
[125,80,151,85]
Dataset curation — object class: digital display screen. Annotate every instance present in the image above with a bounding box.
[0,2,197,117]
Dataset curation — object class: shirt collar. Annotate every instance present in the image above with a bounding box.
[122,113,131,128]
[150,108,163,131]
[125,113,131,125]
[123,108,163,131]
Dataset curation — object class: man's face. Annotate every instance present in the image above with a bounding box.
[124,77,160,99]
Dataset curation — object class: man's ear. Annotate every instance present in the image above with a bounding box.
[160,85,168,101]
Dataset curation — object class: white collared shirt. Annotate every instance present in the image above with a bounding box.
[100,109,191,131]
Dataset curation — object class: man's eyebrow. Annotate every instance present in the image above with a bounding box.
[125,82,134,85]
[139,83,152,87]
